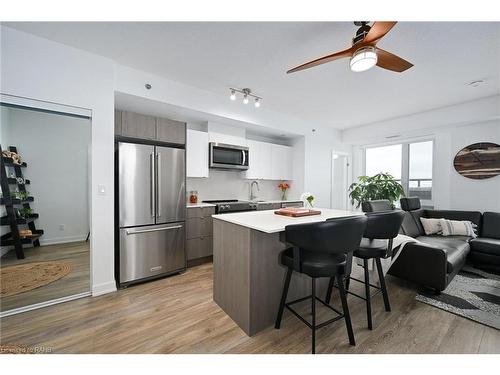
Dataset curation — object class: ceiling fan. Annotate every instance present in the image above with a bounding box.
[287,22,413,74]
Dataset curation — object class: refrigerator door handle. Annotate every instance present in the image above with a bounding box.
[157,152,162,217]
[125,225,183,235]
[150,152,155,218]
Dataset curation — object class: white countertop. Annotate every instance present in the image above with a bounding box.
[212,208,364,234]
[186,202,216,208]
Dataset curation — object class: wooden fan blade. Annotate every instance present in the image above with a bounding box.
[376,48,413,72]
[287,47,354,74]
[363,21,397,45]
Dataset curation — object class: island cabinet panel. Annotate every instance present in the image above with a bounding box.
[186,207,215,265]
[212,218,329,336]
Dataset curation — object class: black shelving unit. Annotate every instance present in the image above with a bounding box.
[1,145,43,259]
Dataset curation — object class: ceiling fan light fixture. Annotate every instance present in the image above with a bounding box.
[349,47,378,72]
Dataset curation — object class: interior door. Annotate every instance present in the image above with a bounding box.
[155,146,186,224]
[119,142,156,227]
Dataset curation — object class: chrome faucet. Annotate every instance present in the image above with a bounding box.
[250,180,260,201]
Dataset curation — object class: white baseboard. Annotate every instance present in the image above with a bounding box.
[92,280,117,296]
[39,235,88,246]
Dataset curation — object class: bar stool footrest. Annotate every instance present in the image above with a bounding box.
[285,295,344,330]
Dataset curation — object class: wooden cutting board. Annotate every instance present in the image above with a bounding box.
[274,208,322,217]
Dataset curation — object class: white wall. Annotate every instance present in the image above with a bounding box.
[1,26,116,296]
[303,127,351,208]
[344,96,500,212]
[446,121,500,212]
[1,106,90,245]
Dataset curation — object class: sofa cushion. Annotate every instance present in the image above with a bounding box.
[415,235,470,273]
[470,237,500,256]
[424,210,482,229]
[439,218,477,238]
[420,217,442,235]
[482,212,500,240]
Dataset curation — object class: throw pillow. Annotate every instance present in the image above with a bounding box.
[420,218,442,235]
[439,218,478,238]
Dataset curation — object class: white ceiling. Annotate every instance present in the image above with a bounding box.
[5,22,500,129]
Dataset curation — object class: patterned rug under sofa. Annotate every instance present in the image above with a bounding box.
[415,265,500,330]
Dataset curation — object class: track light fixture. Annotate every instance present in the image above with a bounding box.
[229,87,262,108]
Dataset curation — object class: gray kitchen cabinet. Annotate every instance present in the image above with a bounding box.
[186,206,215,265]
[186,236,213,262]
[114,110,122,135]
[156,117,186,145]
[121,111,156,140]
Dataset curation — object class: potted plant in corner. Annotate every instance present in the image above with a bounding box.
[348,172,405,209]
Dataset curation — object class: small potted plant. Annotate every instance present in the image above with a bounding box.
[300,192,315,208]
[278,182,290,201]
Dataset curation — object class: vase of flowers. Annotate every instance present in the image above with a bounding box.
[300,192,315,208]
[278,182,290,201]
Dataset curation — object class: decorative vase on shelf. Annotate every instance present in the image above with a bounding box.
[281,191,287,201]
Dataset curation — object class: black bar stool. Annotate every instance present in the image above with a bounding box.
[274,216,367,354]
[325,210,404,330]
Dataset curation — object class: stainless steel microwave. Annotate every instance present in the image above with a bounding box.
[209,142,249,170]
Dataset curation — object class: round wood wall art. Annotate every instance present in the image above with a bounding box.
[454,142,500,179]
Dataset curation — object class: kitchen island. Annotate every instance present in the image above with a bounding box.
[212,208,364,336]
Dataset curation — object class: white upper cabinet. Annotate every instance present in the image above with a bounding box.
[245,140,293,181]
[187,129,209,178]
[245,140,272,180]
[208,132,247,147]
[271,144,293,181]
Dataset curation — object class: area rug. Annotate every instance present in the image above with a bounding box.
[1,261,72,297]
[415,266,500,330]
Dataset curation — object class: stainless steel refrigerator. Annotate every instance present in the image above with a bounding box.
[117,141,186,286]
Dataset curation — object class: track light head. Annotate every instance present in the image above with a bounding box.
[230,89,236,101]
[254,98,260,108]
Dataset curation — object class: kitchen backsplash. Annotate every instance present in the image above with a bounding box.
[187,169,293,202]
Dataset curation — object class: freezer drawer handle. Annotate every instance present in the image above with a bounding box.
[125,225,183,235]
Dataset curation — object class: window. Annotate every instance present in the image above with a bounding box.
[364,140,433,207]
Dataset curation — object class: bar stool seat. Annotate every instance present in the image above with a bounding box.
[274,216,367,354]
[326,210,405,331]
[281,249,347,277]
[354,239,388,259]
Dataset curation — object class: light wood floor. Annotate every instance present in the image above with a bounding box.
[0,262,498,353]
[1,241,90,312]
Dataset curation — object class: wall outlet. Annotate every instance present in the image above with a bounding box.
[59,224,65,231]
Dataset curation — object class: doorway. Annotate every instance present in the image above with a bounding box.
[330,151,351,210]
[1,96,91,316]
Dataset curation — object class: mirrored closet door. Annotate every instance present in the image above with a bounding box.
[0,98,91,315]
